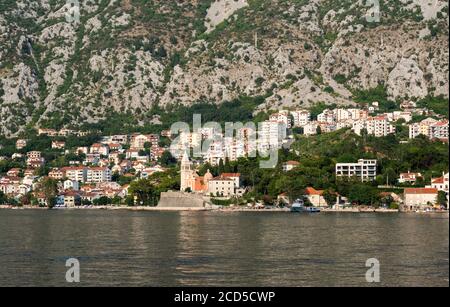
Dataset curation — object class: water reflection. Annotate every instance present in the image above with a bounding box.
[0,210,447,286]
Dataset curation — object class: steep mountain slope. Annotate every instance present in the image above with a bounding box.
[0,0,448,136]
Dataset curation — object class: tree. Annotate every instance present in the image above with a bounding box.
[93,196,112,206]
[39,178,58,208]
[316,126,322,135]
[348,184,380,206]
[437,191,448,208]
[128,178,157,206]
[218,159,225,174]
[82,199,92,206]
[159,151,177,167]
[0,191,7,204]
[323,189,337,207]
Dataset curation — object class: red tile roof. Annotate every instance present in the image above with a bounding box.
[404,188,438,194]
[304,187,324,195]
[221,173,241,177]
[432,177,444,184]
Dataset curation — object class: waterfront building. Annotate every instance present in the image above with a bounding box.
[63,191,82,207]
[402,188,438,211]
[207,176,236,197]
[303,187,327,208]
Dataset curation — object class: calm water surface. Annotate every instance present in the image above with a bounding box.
[0,210,448,287]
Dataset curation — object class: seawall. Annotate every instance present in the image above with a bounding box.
[158,191,206,208]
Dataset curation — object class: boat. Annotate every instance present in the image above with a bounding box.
[290,199,320,213]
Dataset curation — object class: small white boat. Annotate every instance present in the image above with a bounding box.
[290,199,320,213]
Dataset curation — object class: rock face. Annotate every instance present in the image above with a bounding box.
[0,0,448,136]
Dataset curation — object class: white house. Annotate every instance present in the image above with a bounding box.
[63,180,79,191]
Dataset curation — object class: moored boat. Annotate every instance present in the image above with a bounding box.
[290,199,321,213]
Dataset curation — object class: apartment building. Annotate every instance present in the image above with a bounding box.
[62,166,87,183]
[258,120,287,151]
[336,159,378,182]
[269,111,292,128]
[408,118,448,141]
[290,110,311,127]
[317,109,336,124]
[49,168,65,180]
[86,167,112,183]
[352,116,395,137]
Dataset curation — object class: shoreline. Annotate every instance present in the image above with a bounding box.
[1,205,448,215]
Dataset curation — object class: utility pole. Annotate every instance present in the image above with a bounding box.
[254,32,258,49]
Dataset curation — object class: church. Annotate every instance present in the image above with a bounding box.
[180,152,213,194]
[180,152,242,197]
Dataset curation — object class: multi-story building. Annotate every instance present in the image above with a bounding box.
[431,172,449,194]
[303,122,319,136]
[130,134,160,150]
[27,151,41,160]
[63,191,82,207]
[258,120,287,151]
[86,167,112,183]
[352,116,395,137]
[90,143,109,156]
[430,172,449,208]
[269,111,292,128]
[62,166,87,183]
[336,159,378,182]
[207,177,236,197]
[333,109,352,122]
[348,109,369,120]
[49,168,65,180]
[26,151,45,168]
[85,153,100,164]
[205,140,225,166]
[402,188,438,211]
[408,118,448,141]
[430,120,449,140]
[317,109,336,124]
[290,110,310,127]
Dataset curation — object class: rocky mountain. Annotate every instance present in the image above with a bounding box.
[0,0,448,136]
